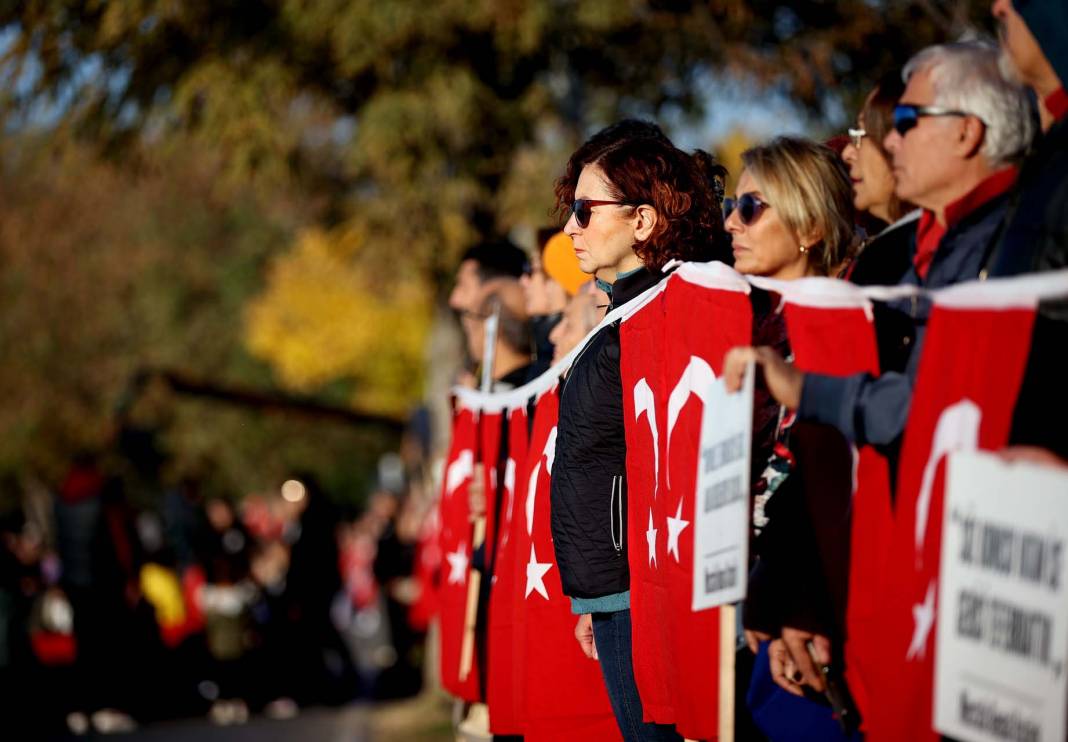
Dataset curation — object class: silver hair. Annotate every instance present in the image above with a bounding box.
[903,41,1036,167]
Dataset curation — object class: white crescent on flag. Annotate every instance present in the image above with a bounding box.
[634,378,660,498]
[445,449,474,498]
[914,399,981,559]
[666,355,715,488]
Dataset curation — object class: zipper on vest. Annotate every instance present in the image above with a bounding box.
[610,474,623,554]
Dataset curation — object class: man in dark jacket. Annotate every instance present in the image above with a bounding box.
[986,0,1068,464]
[726,41,1037,697]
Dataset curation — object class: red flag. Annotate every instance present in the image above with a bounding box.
[620,262,753,739]
[660,264,752,740]
[481,411,504,560]
[409,503,441,633]
[438,405,482,701]
[867,285,1039,741]
[779,282,888,723]
[487,405,529,735]
[619,280,675,724]
[521,389,621,741]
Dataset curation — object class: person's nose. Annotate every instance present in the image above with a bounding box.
[883,128,901,157]
[564,210,581,238]
[724,206,743,235]
[842,142,857,166]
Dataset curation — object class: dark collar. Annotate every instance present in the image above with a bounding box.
[607,266,665,308]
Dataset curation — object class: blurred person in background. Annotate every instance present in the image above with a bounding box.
[54,450,141,734]
[521,229,591,372]
[198,496,255,725]
[0,501,46,735]
[276,475,357,708]
[842,72,921,289]
[551,119,730,741]
[450,239,530,389]
[547,280,605,365]
[839,73,925,380]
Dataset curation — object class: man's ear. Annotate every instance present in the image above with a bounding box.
[632,204,659,242]
[957,116,986,159]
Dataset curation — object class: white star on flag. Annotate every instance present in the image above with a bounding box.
[906,580,937,660]
[646,509,658,567]
[446,546,469,585]
[666,499,689,562]
[525,545,552,600]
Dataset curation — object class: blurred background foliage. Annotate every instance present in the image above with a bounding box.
[0,0,986,498]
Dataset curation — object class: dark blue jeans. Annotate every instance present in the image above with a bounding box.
[592,610,682,742]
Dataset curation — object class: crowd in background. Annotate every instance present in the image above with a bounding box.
[0,428,433,736]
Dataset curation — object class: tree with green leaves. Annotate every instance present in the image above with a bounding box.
[0,0,988,487]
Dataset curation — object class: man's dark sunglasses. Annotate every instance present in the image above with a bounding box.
[892,104,981,137]
[723,193,771,226]
[570,199,635,228]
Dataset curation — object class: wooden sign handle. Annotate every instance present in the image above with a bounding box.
[458,515,487,681]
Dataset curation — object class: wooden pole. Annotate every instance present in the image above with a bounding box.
[458,514,486,681]
[718,604,736,742]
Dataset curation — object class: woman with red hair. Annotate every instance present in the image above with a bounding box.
[549,119,730,741]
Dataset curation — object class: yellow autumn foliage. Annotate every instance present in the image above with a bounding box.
[244,227,431,416]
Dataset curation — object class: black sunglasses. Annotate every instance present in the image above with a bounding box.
[570,199,634,229]
[892,104,980,137]
[723,193,771,226]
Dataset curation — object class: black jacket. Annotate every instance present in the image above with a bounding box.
[550,268,662,600]
[849,213,920,376]
[986,99,1068,460]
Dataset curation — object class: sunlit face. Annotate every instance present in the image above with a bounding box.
[460,310,485,363]
[841,99,897,221]
[563,164,643,277]
[883,68,969,212]
[448,259,483,314]
[549,286,598,365]
[725,170,812,280]
[519,255,568,317]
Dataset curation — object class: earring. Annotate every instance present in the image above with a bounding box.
[799,244,808,254]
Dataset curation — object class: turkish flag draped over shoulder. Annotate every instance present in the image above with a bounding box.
[779,280,888,723]
[660,264,753,740]
[487,405,529,735]
[619,279,675,724]
[438,405,481,701]
[520,389,621,741]
[867,285,1040,742]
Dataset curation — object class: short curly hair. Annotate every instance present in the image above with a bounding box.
[553,120,731,272]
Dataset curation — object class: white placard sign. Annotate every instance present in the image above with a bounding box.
[692,362,753,612]
[935,451,1068,742]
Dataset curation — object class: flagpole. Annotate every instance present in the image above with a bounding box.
[460,300,499,683]
[458,514,486,682]
[718,605,735,742]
